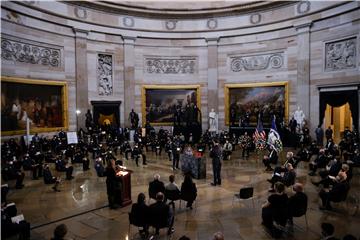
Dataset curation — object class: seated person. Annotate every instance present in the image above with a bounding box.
[312,158,342,188]
[149,174,165,200]
[130,193,149,237]
[180,174,197,209]
[309,149,329,176]
[149,192,174,235]
[51,224,68,240]
[223,140,233,160]
[319,173,349,210]
[261,182,289,236]
[268,163,296,192]
[165,175,181,205]
[314,164,350,189]
[43,164,61,192]
[287,183,308,225]
[263,146,278,171]
[94,157,105,177]
[82,156,90,171]
[1,202,30,240]
[2,161,25,189]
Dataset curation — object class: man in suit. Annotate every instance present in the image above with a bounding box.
[319,173,349,210]
[268,163,296,192]
[288,183,308,225]
[263,146,278,171]
[148,174,165,201]
[149,192,174,236]
[210,141,223,186]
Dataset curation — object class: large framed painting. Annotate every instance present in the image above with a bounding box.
[142,85,201,126]
[225,82,288,127]
[1,76,68,135]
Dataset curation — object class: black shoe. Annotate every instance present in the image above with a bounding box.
[319,205,332,211]
[211,183,216,186]
[15,185,24,189]
[267,179,273,183]
[268,188,275,193]
[143,163,147,165]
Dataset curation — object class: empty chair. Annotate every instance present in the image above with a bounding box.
[232,187,255,208]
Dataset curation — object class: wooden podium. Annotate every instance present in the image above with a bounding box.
[115,168,133,207]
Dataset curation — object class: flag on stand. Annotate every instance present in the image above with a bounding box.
[253,115,266,150]
[268,115,283,152]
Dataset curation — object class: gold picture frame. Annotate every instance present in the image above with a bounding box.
[1,76,68,135]
[224,81,289,126]
[141,85,201,126]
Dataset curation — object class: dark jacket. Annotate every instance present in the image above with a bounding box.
[288,192,308,217]
[149,180,165,199]
[149,201,171,228]
[180,182,197,202]
[329,181,349,202]
[130,202,149,227]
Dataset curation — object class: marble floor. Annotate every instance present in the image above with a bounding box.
[4,148,360,240]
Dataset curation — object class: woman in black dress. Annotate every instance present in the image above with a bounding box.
[180,174,197,209]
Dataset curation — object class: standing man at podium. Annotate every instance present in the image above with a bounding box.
[105,160,122,209]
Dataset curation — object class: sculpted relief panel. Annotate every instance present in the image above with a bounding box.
[325,37,357,71]
[230,52,284,72]
[145,57,196,74]
[97,54,113,96]
[1,38,61,67]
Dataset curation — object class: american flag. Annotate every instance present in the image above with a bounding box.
[253,115,266,142]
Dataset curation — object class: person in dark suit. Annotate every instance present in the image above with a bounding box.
[309,149,329,176]
[268,163,296,192]
[149,174,165,201]
[210,141,223,186]
[130,193,149,237]
[288,183,308,225]
[263,146,278,171]
[105,160,122,209]
[43,164,61,192]
[180,174,197,209]
[325,127,333,142]
[261,182,289,237]
[1,203,31,240]
[149,192,174,236]
[319,173,349,210]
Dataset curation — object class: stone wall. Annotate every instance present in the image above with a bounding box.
[1,1,359,137]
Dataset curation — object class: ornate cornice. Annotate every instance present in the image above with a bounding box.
[67,1,294,19]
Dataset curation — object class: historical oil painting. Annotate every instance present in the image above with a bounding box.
[142,85,201,125]
[1,77,68,135]
[225,82,288,127]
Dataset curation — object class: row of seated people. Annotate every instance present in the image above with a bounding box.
[1,185,31,240]
[149,174,197,209]
[261,182,308,238]
[130,192,174,238]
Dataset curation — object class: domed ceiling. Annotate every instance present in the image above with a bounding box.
[69,1,294,18]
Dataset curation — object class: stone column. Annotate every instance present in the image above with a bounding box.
[206,38,219,129]
[73,28,89,130]
[294,22,312,128]
[123,36,136,127]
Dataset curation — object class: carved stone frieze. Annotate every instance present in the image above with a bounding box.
[230,52,284,72]
[145,57,196,74]
[97,54,113,95]
[325,37,357,71]
[1,38,61,67]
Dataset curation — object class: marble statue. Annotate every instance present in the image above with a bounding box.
[293,106,306,132]
[209,108,218,132]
